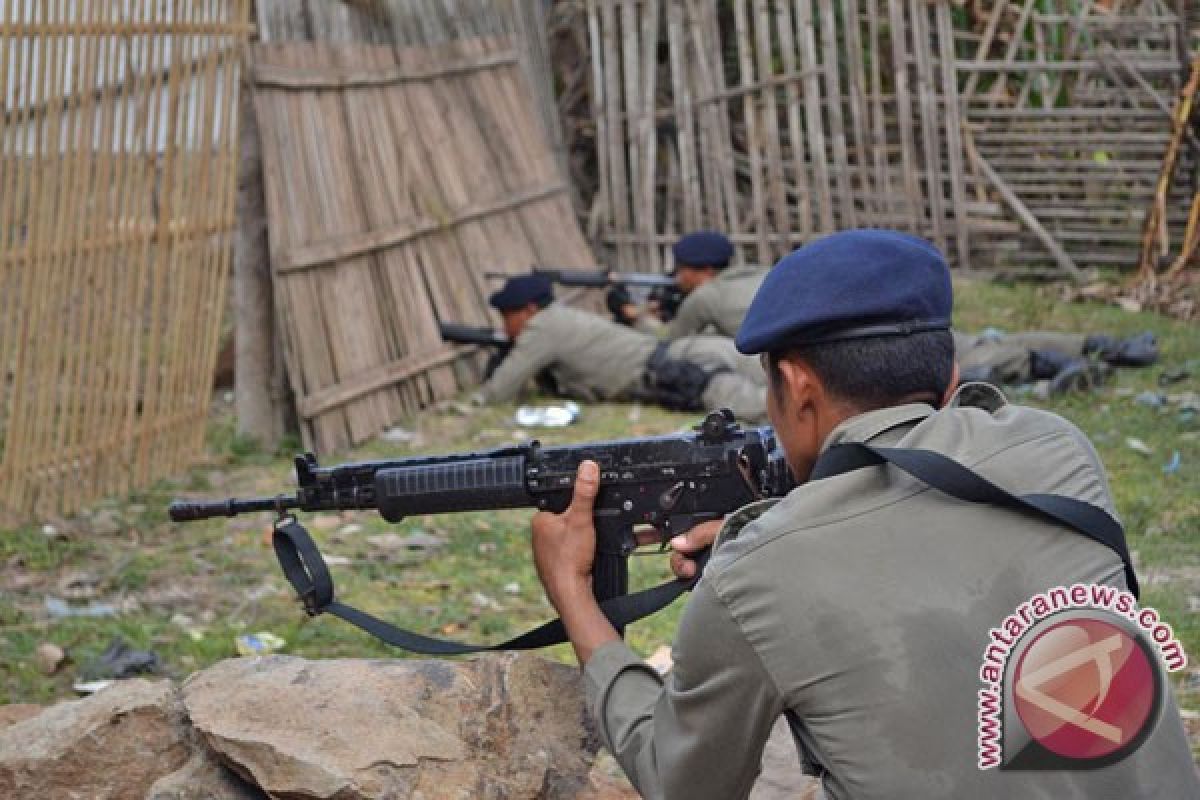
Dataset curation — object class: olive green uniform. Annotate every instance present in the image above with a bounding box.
[954,331,1086,384]
[638,266,769,339]
[584,383,1196,800]
[478,304,767,421]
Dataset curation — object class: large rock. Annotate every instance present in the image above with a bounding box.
[146,750,267,800]
[183,653,625,799]
[0,679,191,799]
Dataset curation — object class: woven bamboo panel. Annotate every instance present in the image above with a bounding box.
[584,0,971,270]
[958,1,1195,275]
[0,0,251,522]
[252,36,594,454]
[582,0,1193,277]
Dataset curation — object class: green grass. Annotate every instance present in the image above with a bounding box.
[0,280,1196,741]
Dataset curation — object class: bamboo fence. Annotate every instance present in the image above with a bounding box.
[0,0,251,521]
[233,0,584,452]
[578,0,1195,276]
[250,33,594,454]
[959,0,1196,274]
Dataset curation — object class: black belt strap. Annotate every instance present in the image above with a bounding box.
[810,443,1139,597]
[272,517,706,654]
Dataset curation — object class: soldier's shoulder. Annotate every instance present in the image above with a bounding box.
[706,493,817,576]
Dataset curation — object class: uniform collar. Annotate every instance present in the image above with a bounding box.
[819,403,935,453]
[818,381,1010,453]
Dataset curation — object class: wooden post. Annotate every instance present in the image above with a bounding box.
[234,80,287,450]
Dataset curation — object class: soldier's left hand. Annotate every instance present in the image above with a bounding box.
[532,460,599,604]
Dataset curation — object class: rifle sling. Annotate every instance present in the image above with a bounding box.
[272,518,707,655]
[809,443,1139,598]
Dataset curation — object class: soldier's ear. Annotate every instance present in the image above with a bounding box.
[940,363,961,408]
[775,356,819,414]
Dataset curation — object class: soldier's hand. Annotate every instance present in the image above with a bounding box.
[605,286,639,325]
[668,520,722,579]
[531,460,599,604]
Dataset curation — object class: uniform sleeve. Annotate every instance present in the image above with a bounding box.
[633,313,667,337]
[478,327,556,404]
[664,291,710,339]
[583,581,784,800]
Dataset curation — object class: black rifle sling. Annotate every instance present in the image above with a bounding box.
[272,518,706,655]
[810,443,1139,598]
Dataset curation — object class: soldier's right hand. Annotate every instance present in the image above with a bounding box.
[605,286,639,325]
[668,520,722,579]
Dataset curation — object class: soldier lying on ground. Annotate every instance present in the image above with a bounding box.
[473,274,768,422]
[607,230,767,339]
[955,329,1158,394]
[607,230,1158,396]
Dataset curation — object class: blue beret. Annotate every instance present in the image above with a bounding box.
[735,229,952,354]
[672,231,734,269]
[489,274,554,311]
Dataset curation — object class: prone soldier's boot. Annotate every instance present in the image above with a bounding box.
[1031,349,1112,395]
[1083,331,1158,367]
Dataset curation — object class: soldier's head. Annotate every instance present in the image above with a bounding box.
[737,229,959,479]
[489,275,554,339]
[671,231,733,293]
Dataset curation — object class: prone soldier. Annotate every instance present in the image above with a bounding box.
[474,274,768,422]
[609,230,768,339]
[955,329,1158,393]
[607,230,1156,397]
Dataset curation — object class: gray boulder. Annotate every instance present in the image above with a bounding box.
[182,653,626,799]
[0,679,191,799]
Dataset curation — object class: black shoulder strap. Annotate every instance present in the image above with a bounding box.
[271,517,707,654]
[810,443,1139,598]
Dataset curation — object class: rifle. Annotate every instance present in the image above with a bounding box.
[438,322,510,379]
[168,409,794,654]
[438,321,510,351]
[438,322,559,393]
[486,267,685,322]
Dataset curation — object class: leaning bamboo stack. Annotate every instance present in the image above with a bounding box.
[250,34,594,454]
[0,1,251,522]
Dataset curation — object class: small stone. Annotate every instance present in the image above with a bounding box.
[35,642,66,675]
[40,524,62,539]
[57,570,101,600]
[398,531,446,551]
[88,510,122,537]
[470,592,502,611]
[1124,437,1153,456]
[478,542,497,555]
[503,582,520,595]
[366,533,406,552]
